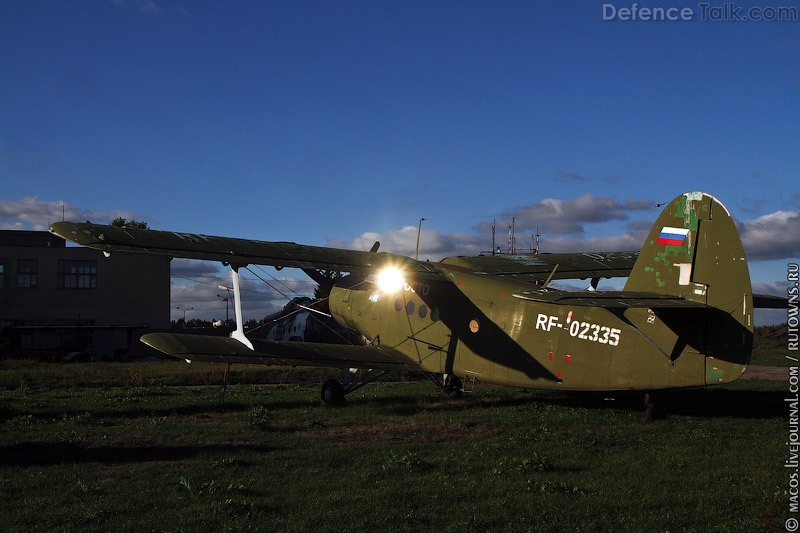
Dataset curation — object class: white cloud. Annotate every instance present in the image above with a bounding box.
[0,197,138,231]
[328,226,472,258]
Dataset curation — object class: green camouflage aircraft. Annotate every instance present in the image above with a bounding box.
[50,192,781,407]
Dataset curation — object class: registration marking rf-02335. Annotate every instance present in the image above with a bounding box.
[535,312,621,346]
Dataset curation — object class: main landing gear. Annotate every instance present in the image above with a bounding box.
[320,379,346,406]
[319,370,466,406]
[320,368,389,407]
[422,372,464,399]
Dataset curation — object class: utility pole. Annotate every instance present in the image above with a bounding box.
[218,285,232,324]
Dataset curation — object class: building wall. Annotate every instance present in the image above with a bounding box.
[0,230,170,356]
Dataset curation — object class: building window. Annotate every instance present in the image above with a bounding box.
[58,260,97,289]
[17,259,38,288]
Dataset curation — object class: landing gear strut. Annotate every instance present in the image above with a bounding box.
[644,393,666,421]
[320,368,389,407]
[444,374,463,399]
[423,373,464,399]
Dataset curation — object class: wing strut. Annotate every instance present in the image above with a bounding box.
[230,265,254,350]
[543,264,559,287]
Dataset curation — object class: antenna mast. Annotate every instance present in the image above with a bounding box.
[491,219,496,254]
[507,217,516,255]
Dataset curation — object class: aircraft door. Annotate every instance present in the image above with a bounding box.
[450,298,496,382]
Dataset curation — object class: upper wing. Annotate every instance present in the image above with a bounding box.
[142,332,418,371]
[439,252,638,283]
[50,221,637,283]
[50,221,439,278]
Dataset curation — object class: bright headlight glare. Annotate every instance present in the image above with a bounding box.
[376,267,405,293]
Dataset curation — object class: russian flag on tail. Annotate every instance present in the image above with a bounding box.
[657,226,690,246]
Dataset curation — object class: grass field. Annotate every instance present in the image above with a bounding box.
[752,337,791,367]
[0,353,792,532]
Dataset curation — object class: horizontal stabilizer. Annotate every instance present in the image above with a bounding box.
[513,289,707,308]
[439,251,638,283]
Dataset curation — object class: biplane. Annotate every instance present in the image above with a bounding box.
[51,192,779,406]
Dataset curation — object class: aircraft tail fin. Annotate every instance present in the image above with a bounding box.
[625,192,753,381]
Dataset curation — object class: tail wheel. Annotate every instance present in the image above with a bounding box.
[321,379,346,406]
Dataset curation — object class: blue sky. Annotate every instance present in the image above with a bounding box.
[1,1,798,324]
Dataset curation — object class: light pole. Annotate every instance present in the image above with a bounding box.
[218,285,232,324]
[176,306,193,328]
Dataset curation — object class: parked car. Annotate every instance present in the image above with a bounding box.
[61,351,95,363]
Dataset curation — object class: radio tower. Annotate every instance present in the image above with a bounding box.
[507,218,515,254]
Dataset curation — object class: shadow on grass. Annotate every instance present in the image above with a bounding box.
[506,387,786,419]
[2,400,263,423]
[648,386,786,418]
[0,442,276,467]
[4,382,785,423]
[343,383,787,419]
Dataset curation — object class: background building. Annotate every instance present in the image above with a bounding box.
[0,230,170,359]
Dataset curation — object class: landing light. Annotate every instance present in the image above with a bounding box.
[377,267,405,293]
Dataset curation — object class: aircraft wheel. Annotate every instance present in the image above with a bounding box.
[644,393,666,421]
[321,379,346,407]
[444,375,463,399]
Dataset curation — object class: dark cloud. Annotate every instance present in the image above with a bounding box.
[326,199,798,263]
[475,194,654,235]
[532,234,642,253]
[171,259,222,278]
[740,210,800,261]
[326,198,648,258]
[554,169,588,182]
[752,281,790,297]
[171,267,317,322]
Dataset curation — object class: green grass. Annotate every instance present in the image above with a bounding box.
[0,358,792,531]
[752,337,793,366]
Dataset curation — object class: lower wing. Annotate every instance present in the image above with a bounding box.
[141,333,418,371]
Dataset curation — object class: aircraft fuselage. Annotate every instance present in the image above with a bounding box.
[328,265,747,391]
